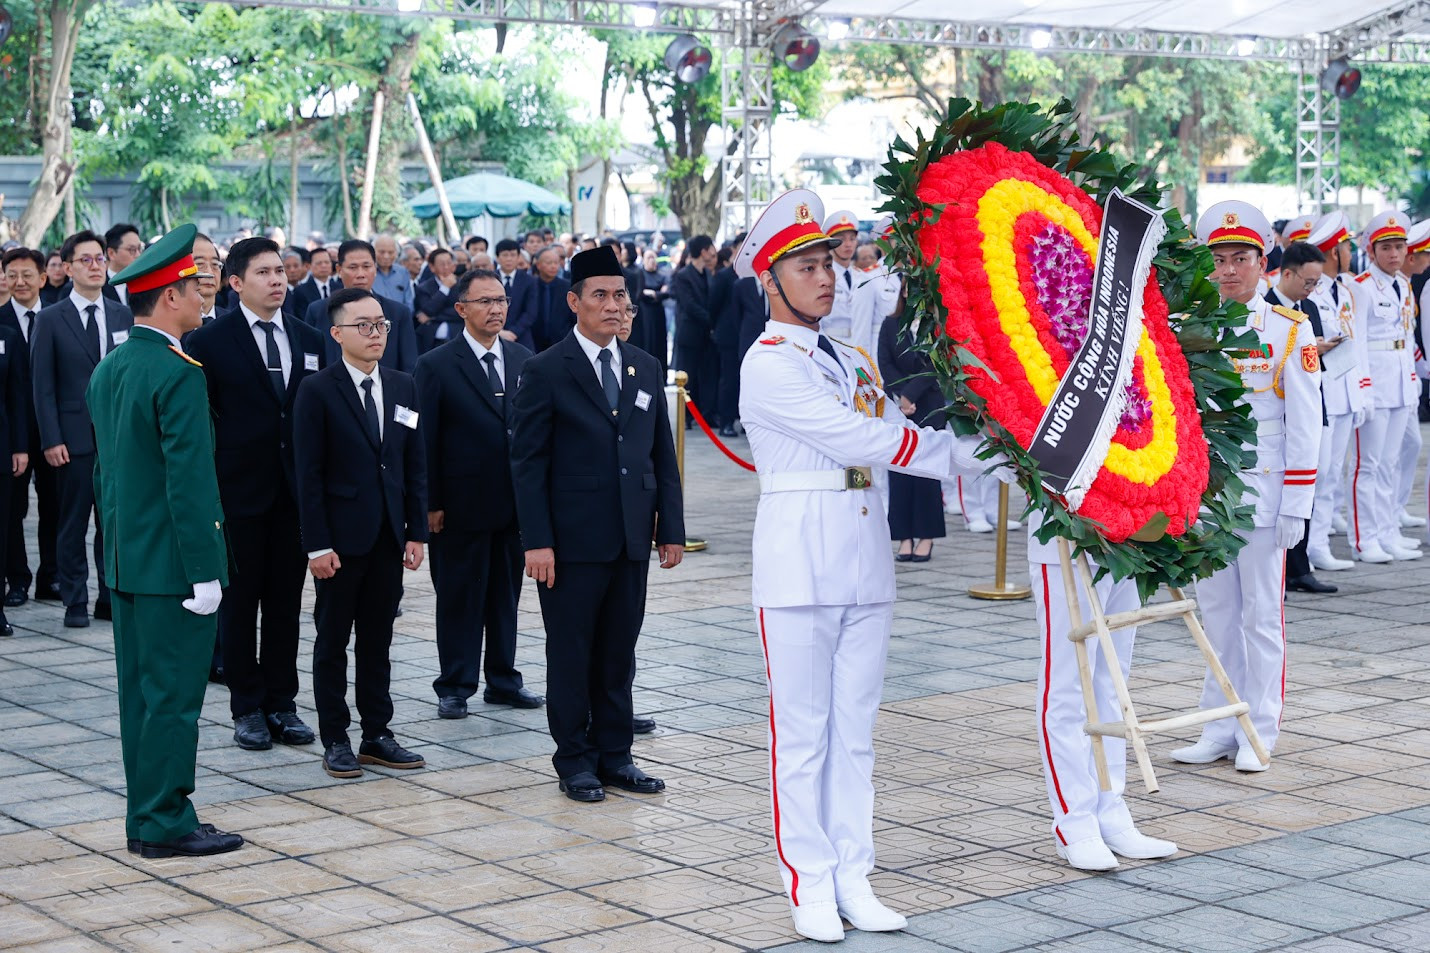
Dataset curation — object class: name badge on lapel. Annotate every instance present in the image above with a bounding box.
[634,389,652,411]
[111,330,129,345]
[304,353,319,371]
[0,340,6,355]
[394,405,419,429]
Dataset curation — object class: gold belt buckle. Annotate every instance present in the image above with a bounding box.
[1395,340,1406,350]
[844,466,872,490]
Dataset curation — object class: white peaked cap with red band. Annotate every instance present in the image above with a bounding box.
[1406,220,1430,255]
[1196,200,1274,254]
[734,189,842,280]
[1362,210,1409,247]
[1308,211,1351,253]
[1283,215,1315,244]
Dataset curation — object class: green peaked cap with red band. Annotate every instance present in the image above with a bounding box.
[109,224,203,294]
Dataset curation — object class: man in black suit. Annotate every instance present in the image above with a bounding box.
[672,235,719,427]
[292,246,339,316]
[413,248,462,352]
[187,237,327,751]
[416,269,542,719]
[734,273,767,362]
[295,287,429,780]
[32,230,134,627]
[710,242,741,436]
[102,223,143,307]
[494,238,540,352]
[1,248,58,607]
[303,240,417,372]
[511,245,684,803]
[532,245,574,351]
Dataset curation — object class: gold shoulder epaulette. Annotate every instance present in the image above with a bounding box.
[1271,304,1307,323]
[168,345,203,367]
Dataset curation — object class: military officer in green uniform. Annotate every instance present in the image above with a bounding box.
[88,225,243,858]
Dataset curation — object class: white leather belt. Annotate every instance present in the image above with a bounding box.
[1367,339,1407,351]
[1256,419,1284,438]
[759,467,874,493]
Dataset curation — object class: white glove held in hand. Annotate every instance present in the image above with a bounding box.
[1352,408,1367,430]
[182,579,223,616]
[951,433,1018,484]
[1275,516,1305,551]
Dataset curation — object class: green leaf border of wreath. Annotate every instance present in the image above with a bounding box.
[875,97,1258,602]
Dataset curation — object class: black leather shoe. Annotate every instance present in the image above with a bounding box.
[598,764,665,794]
[134,825,244,858]
[358,734,425,769]
[437,696,468,719]
[35,583,62,602]
[266,711,315,745]
[559,772,605,802]
[323,742,362,778]
[483,687,545,709]
[93,601,112,621]
[63,604,88,628]
[632,716,657,734]
[1287,574,1338,594]
[4,588,26,608]
[719,425,739,438]
[233,711,272,750]
[208,664,225,685]
[128,823,222,854]
[0,614,12,637]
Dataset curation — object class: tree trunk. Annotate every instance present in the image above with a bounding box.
[288,113,300,243]
[1169,92,1203,219]
[371,29,422,233]
[159,185,171,232]
[18,0,94,247]
[334,88,356,238]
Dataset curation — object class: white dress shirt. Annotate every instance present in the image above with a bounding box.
[11,298,39,343]
[70,289,110,356]
[241,303,292,385]
[142,324,181,348]
[464,329,504,383]
[107,271,128,305]
[573,327,621,391]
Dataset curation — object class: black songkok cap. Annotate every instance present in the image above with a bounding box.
[569,245,623,284]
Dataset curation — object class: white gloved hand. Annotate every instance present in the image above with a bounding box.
[182,579,223,616]
[1275,516,1305,550]
[1352,408,1367,430]
[951,433,1018,484]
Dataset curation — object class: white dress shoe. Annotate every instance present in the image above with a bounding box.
[791,902,845,943]
[1308,550,1354,571]
[967,518,994,534]
[1400,510,1427,528]
[1005,518,1024,530]
[1354,544,1394,563]
[1332,514,1348,535]
[1235,746,1269,772]
[1056,836,1119,871]
[1169,738,1239,764]
[837,896,907,932]
[1386,544,1423,561]
[1393,535,1423,549]
[1103,828,1178,859]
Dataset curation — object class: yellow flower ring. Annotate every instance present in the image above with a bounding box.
[916,142,1209,542]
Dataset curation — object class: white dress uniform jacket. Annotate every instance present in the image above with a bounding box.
[822,262,857,340]
[848,266,901,361]
[1357,265,1418,409]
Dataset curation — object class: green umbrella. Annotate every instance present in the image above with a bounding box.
[408,172,571,218]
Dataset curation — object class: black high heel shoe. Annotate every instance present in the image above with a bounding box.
[911,541,934,563]
[895,540,914,562]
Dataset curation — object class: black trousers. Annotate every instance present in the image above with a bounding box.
[1286,518,1313,579]
[7,450,57,593]
[675,340,720,425]
[220,502,307,719]
[430,524,523,700]
[888,471,948,541]
[538,558,649,779]
[312,526,403,746]
[55,453,107,609]
[716,339,741,427]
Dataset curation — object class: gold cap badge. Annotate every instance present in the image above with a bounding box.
[795,203,813,225]
[1223,212,1240,228]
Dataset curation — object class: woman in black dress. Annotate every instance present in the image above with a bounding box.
[635,248,670,376]
[878,308,947,561]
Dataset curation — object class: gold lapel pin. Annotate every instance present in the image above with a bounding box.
[627,366,635,377]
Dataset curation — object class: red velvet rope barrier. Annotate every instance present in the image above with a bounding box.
[684,396,757,472]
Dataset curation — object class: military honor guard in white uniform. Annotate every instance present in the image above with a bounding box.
[821,210,860,341]
[1395,221,1430,534]
[848,215,901,361]
[737,189,1009,943]
[1173,201,1322,772]
[1305,212,1371,571]
[1348,211,1422,562]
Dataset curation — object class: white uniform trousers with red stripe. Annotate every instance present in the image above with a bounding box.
[954,472,1000,526]
[1032,562,1138,846]
[1194,526,1286,751]
[1352,407,1413,553]
[757,602,892,908]
[1309,413,1355,558]
[1396,412,1422,512]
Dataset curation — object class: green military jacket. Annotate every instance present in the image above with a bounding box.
[87,325,229,595]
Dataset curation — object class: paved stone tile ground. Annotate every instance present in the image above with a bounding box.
[1,430,1427,951]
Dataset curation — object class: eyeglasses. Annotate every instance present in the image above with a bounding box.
[70,255,107,267]
[460,296,510,308]
[335,319,392,337]
[118,243,143,255]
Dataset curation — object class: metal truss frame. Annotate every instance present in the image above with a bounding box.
[720,2,777,239]
[1295,61,1341,215]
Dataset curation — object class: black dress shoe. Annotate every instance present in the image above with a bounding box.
[93,601,112,621]
[133,825,244,858]
[437,696,468,719]
[559,772,605,802]
[35,583,62,602]
[1287,574,1337,594]
[63,604,89,628]
[233,711,272,751]
[719,425,739,438]
[323,742,362,778]
[266,711,315,745]
[598,764,665,794]
[632,716,657,734]
[483,687,545,709]
[208,665,226,685]
[358,734,425,769]
[0,615,12,637]
[5,588,27,608]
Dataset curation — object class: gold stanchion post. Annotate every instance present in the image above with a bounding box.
[673,371,708,553]
[967,482,1031,600]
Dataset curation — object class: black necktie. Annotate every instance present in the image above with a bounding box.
[1393,279,1402,300]
[482,352,504,398]
[843,269,852,290]
[257,322,285,400]
[85,304,101,360]
[319,282,328,299]
[597,349,619,414]
[504,274,513,294]
[360,377,380,444]
[21,309,33,340]
[816,334,841,365]
[1330,281,1340,305]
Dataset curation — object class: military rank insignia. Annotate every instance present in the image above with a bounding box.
[760,335,786,345]
[1302,344,1320,372]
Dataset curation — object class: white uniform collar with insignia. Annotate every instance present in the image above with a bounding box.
[1245,292,1267,331]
